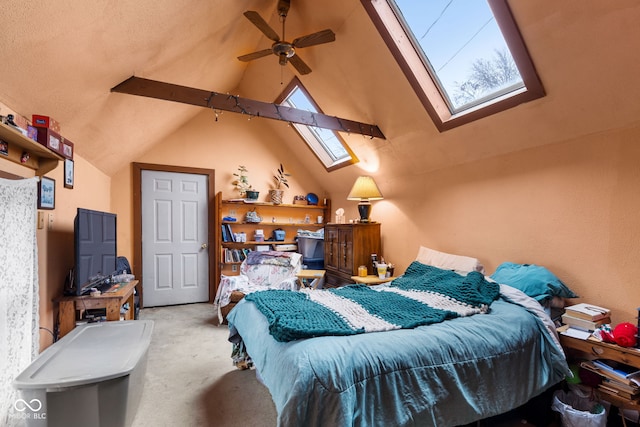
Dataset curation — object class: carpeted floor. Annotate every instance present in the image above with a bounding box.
[131,303,562,427]
[132,303,277,427]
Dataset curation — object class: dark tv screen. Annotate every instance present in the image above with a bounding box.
[74,208,117,295]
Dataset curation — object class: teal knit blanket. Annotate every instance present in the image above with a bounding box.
[244,262,500,342]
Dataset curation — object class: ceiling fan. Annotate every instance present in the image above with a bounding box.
[237,0,336,75]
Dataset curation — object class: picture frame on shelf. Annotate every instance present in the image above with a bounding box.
[64,159,74,189]
[38,176,55,209]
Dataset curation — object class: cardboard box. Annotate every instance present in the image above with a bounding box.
[32,114,61,132]
[34,126,63,156]
[34,126,73,159]
[61,138,74,159]
[13,114,29,131]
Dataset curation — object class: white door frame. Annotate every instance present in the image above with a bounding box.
[133,163,216,308]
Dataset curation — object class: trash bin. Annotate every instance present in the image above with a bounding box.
[551,387,609,427]
[297,235,324,269]
[13,320,153,427]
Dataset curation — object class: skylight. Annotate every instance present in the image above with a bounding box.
[276,78,357,171]
[361,0,544,131]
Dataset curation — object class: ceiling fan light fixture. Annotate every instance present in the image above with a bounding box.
[273,42,295,59]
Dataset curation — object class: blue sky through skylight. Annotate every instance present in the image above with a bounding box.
[392,0,521,110]
[285,88,349,161]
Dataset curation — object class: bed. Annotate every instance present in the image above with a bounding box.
[226,249,573,426]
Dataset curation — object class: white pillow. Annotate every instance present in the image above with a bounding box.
[415,246,485,274]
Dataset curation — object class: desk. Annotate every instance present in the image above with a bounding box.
[296,270,325,289]
[351,275,398,285]
[55,280,138,338]
[558,324,640,410]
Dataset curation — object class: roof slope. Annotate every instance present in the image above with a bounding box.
[0,0,639,176]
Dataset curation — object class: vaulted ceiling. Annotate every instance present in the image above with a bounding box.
[1,0,639,178]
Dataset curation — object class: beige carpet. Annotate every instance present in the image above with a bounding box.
[131,303,558,427]
[132,303,276,427]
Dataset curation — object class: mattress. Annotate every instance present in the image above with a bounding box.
[227,284,569,427]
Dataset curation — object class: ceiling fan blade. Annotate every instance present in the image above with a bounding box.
[243,11,280,42]
[292,29,336,48]
[288,54,312,75]
[238,49,273,62]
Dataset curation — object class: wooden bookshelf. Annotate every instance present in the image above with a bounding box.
[214,192,330,288]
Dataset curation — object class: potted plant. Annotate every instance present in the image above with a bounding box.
[232,165,259,200]
[269,164,290,204]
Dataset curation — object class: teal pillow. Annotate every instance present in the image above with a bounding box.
[490,262,578,302]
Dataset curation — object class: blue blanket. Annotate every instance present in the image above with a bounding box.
[244,262,500,342]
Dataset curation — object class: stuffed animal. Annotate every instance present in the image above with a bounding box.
[595,322,638,347]
[613,322,638,347]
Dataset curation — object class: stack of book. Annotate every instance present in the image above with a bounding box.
[562,303,611,331]
[581,359,640,401]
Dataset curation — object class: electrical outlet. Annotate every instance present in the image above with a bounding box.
[232,265,238,272]
[48,213,54,230]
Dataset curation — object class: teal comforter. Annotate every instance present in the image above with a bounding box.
[228,273,569,427]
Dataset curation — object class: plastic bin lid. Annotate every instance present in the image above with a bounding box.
[14,320,154,390]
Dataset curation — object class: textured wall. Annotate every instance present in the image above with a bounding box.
[376,125,640,322]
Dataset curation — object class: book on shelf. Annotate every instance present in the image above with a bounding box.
[225,224,235,242]
[598,377,640,400]
[561,313,610,331]
[221,224,236,242]
[598,385,639,401]
[564,303,611,321]
[581,360,640,387]
[223,248,250,263]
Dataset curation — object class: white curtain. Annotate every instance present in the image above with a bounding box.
[0,177,39,426]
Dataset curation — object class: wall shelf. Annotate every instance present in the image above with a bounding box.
[0,122,63,175]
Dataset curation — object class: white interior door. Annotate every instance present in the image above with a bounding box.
[141,170,209,306]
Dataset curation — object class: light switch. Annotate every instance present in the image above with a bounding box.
[37,211,44,229]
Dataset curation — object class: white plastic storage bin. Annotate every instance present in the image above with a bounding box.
[13,320,153,427]
[297,236,324,259]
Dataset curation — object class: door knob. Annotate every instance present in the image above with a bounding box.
[201,243,208,249]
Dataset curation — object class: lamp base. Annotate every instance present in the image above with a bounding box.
[357,201,372,223]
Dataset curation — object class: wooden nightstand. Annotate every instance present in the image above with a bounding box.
[350,275,397,285]
[558,325,640,410]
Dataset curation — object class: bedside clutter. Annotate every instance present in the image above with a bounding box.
[557,302,640,424]
[562,303,612,332]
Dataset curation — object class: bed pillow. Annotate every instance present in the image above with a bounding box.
[490,262,578,302]
[415,246,485,274]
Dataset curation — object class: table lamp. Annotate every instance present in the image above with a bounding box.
[347,176,383,223]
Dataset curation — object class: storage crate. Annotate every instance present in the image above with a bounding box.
[303,258,324,270]
[297,236,324,259]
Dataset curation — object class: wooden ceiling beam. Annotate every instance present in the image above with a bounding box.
[111,76,385,139]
